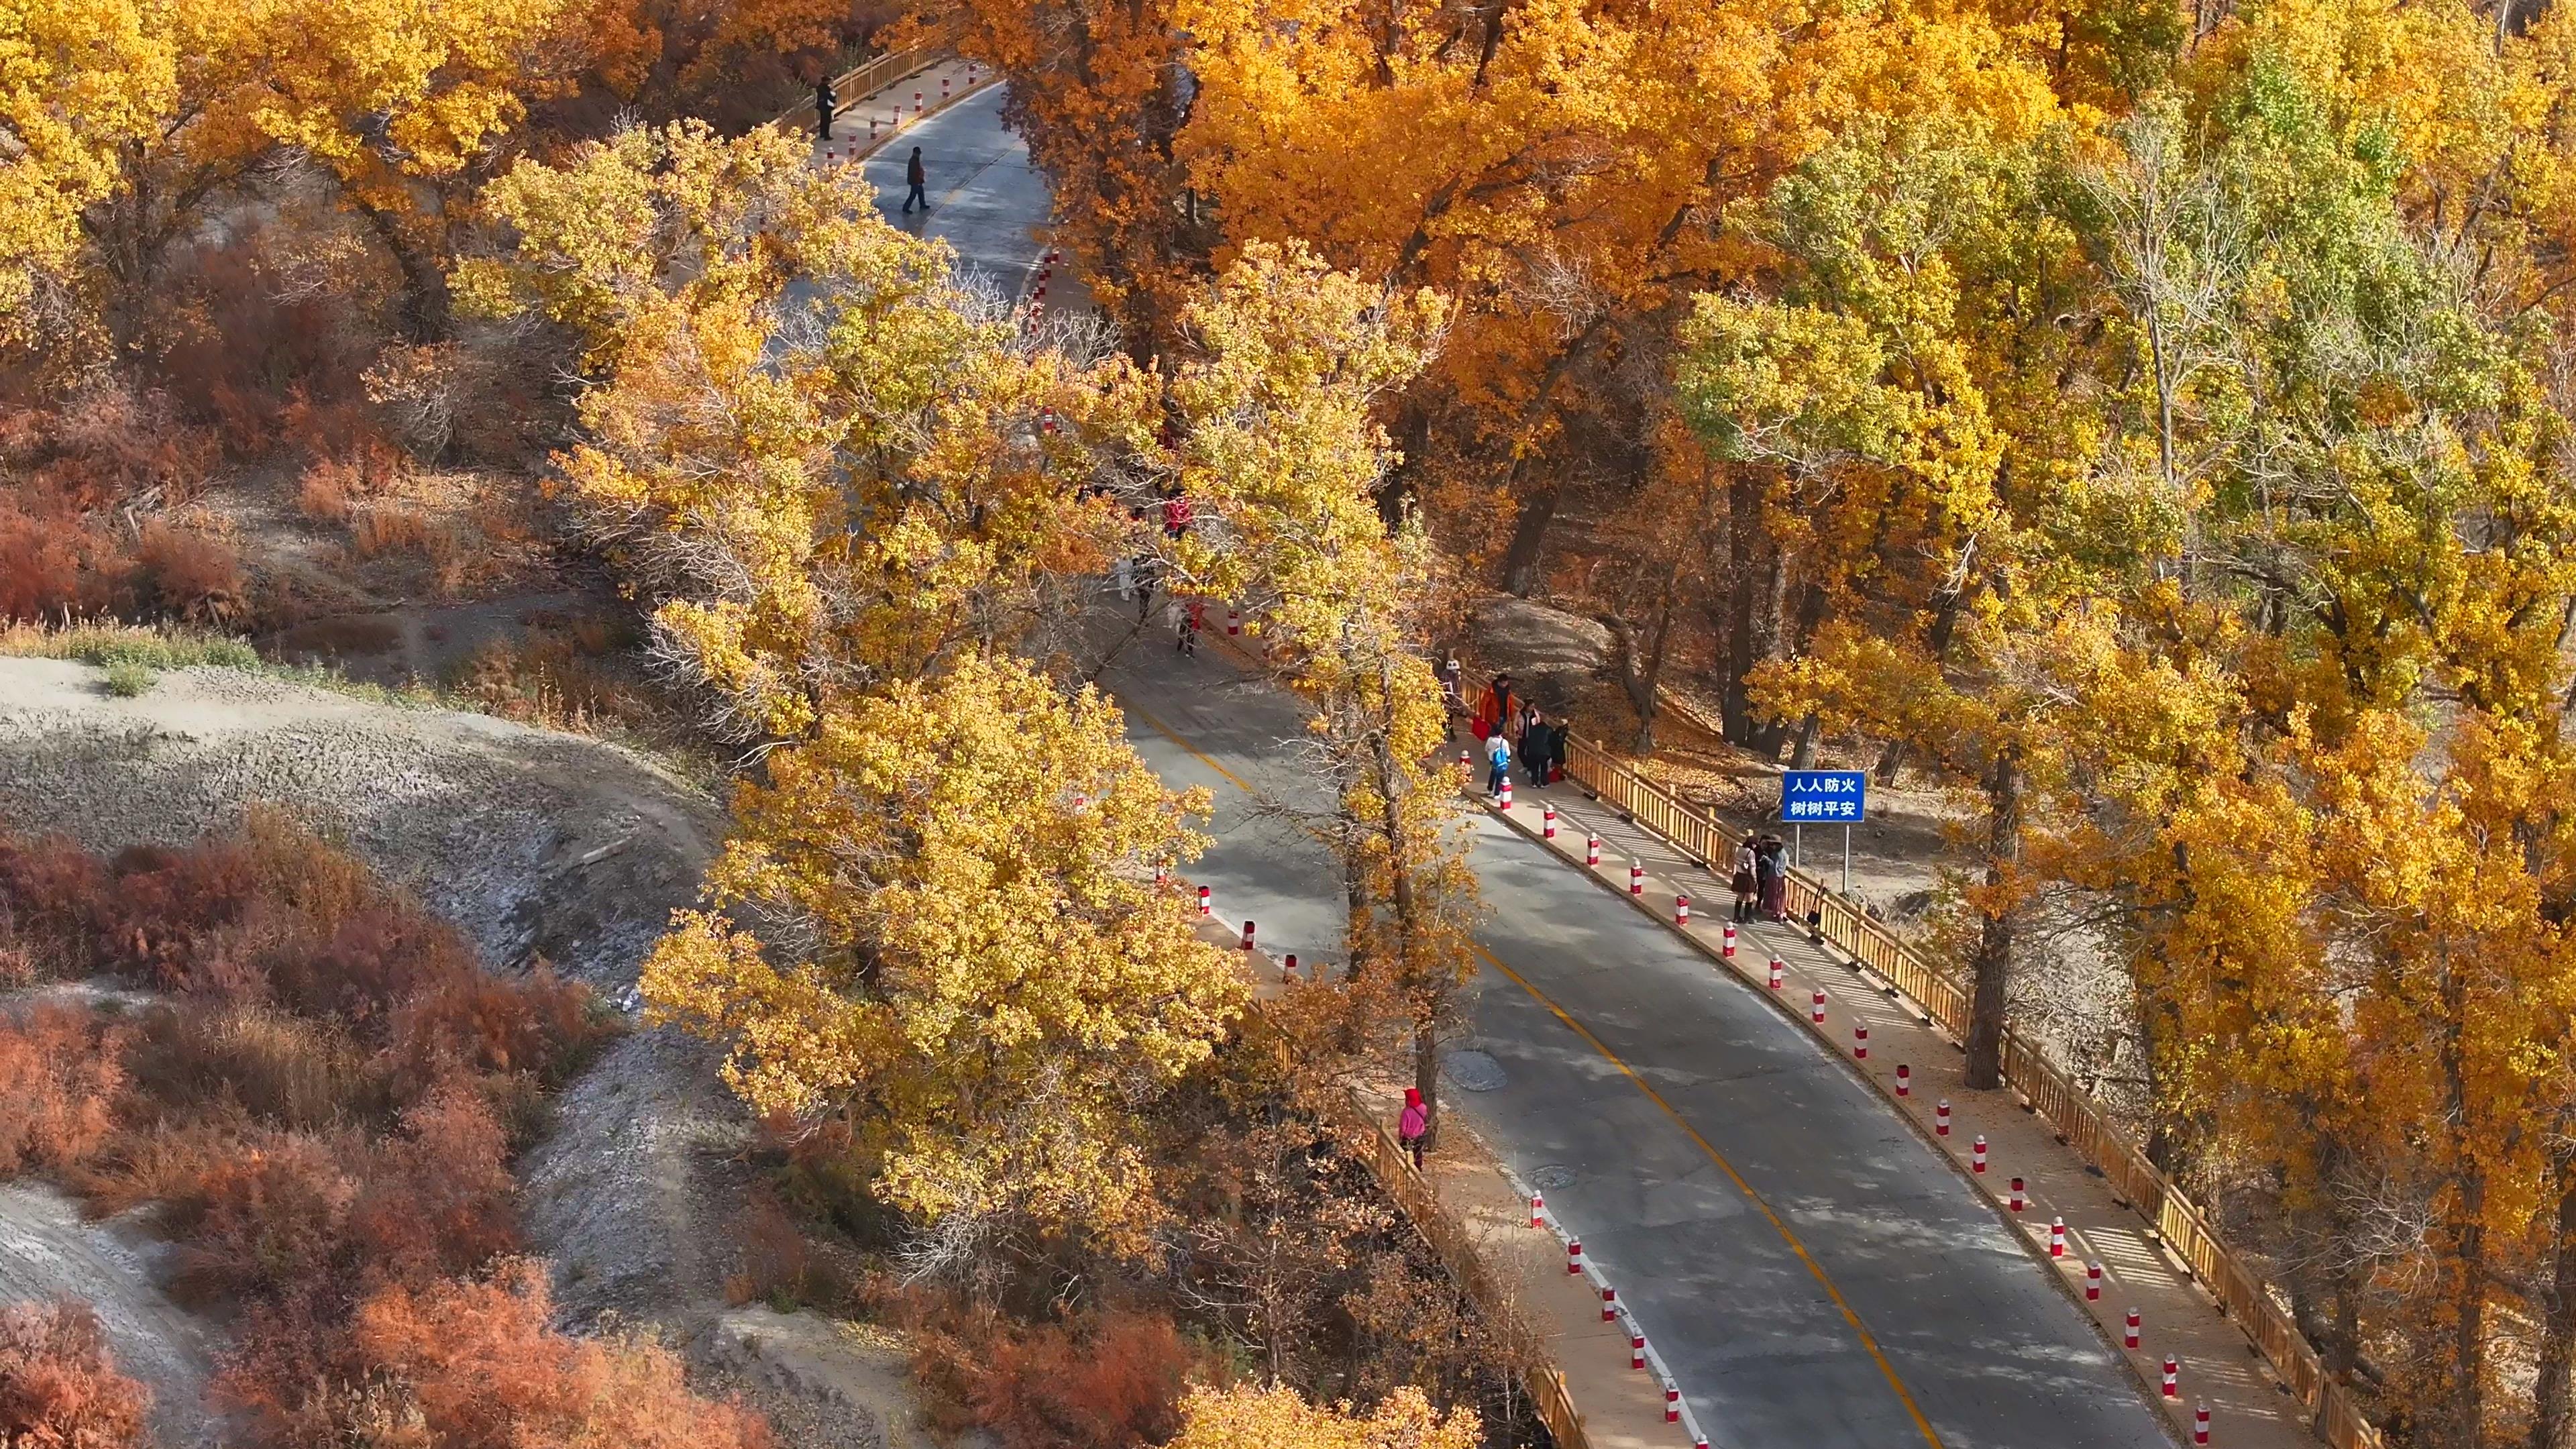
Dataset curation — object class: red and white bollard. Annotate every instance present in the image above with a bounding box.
[1241,920,1256,951]
[1853,1023,1868,1059]
[1768,958,1784,990]
[2161,1356,2179,1399]
[1721,922,1737,957]
[1631,1331,1646,1371]
[2049,1217,2068,1257]
[1498,776,1513,809]
[1225,608,1239,636]
[2009,1177,2025,1213]
[942,75,951,98]
[2194,1402,2210,1445]
[1676,894,1690,926]
[869,117,878,137]
[1972,1135,1988,1173]
[1542,805,1557,839]
[1530,1191,1544,1228]
[1566,1238,1583,1275]
[1197,885,1211,917]
[2124,1308,2140,1350]
[1665,1386,1680,1424]
[1283,953,1297,978]
[1155,863,1168,888]
[2086,1261,2102,1299]
[1630,864,1644,896]
[914,91,923,113]
[1935,1099,1951,1136]
[1895,1063,1911,1096]
[1811,987,1827,1024]
[1459,750,1471,778]
[1586,833,1601,867]
[1601,1285,1617,1322]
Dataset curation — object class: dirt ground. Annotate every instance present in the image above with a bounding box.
[0,655,922,1446]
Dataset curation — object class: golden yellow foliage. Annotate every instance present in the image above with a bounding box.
[643,650,1241,1229]
[1166,1383,1479,1449]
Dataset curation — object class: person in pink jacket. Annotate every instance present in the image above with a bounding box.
[1398,1087,1429,1169]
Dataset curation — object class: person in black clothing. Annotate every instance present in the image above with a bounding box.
[816,78,837,141]
[1519,710,1555,788]
[902,147,928,213]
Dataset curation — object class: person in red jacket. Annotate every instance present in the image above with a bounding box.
[1397,1087,1429,1168]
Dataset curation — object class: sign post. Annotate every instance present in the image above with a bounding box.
[1778,770,1868,897]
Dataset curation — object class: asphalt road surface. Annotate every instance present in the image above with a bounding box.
[863,85,1057,303]
[1089,625,2170,1449]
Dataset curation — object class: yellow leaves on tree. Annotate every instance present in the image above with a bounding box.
[642,650,1242,1231]
[0,0,171,336]
[1166,1383,1479,1449]
[465,119,1148,738]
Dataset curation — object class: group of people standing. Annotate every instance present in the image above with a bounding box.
[1446,668,1562,796]
[1730,832,1789,922]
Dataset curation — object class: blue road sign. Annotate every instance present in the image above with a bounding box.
[1778,769,1867,823]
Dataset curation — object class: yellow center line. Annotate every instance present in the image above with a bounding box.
[1471,943,1947,1449]
[1124,683,1947,1449]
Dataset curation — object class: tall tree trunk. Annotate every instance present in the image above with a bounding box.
[1499,480,1560,596]
[2532,1161,2576,1449]
[1962,746,2021,1089]
[355,199,453,343]
[1745,550,1790,757]
[1412,1014,1441,1153]
[2437,949,2487,1449]
[1789,712,1820,768]
[1719,468,1766,743]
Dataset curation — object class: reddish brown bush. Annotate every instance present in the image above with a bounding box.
[387,965,604,1090]
[333,1260,771,1449]
[0,1006,126,1176]
[0,506,89,623]
[133,520,244,623]
[166,1131,362,1307]
[91,837,260,994]
[0,1299,151,1448]
[344,1083,519,1294]
[908,1302,1213,1449]
[0,834,109,981]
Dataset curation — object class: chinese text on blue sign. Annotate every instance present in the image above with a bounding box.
[1778,770,1867,823]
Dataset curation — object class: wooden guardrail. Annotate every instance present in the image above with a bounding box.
[1550,731,2383,1449]
[1340,1093,1590,1449]
[773,20,965,133]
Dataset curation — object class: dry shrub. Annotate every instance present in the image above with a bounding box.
[265,908,476,1040]
[70,1112,258,1220]
[906,1300,1215,1449]
[0,834,109,981]
[386,966,604,1091]
[133,519,244,623]
[0,506,89,622]
[343,1084,519,1294]
[129,1004,384,1134]
[723,1190,857,1313]
[166,1130,363,1306]
[295,456,364,523]
[0,1299,151,1448]
[350,506,427,560]
[307,1260,771,1449]
[0,1006,126,1175]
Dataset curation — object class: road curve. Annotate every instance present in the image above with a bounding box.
[812,80,2171,1449]
[1092,631,2171,1449]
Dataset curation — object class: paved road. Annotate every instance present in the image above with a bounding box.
[810,78,2169,1449]
[1091,630,2169,1449]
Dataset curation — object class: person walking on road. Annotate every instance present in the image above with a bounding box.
[1485,729,1512,798]
[1440,659,1465,742]
[902,146,928,213]
[816,77,837,141]
[1397,1087,1429,1169]
[1731,833,1759,922]
[1172,596,1202,656]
